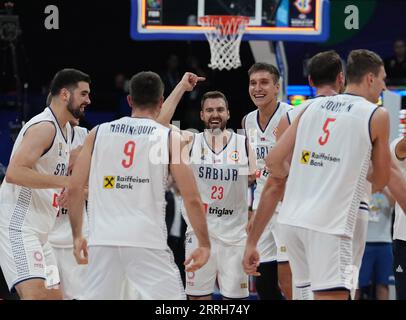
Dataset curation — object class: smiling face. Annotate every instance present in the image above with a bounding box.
[249,71,280,109]
[200,97,230,131]
[66,81,91,119]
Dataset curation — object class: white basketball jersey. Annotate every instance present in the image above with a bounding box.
[287,96,373,209]
[182,132,249,245]
[391,137,406,241]
[244,102,292,208]
[87,117,170,249]
[0,107,72,238]
[278,94,378,237]
[49,126,89,248]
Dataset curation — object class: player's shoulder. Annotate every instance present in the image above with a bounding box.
[74,126,89,135]
[244,109,258,120]
[23,119,57,139]
[233,131,247,141]
[278,101,293,112]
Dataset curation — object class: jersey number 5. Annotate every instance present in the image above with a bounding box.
[318,118,336,146]
[122,141,136,168]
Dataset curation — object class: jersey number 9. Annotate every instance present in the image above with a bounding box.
[122,141,136,168]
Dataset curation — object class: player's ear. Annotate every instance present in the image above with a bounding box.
[367,72,375,85]
[200,110,204,121]
[126,95,133,108]
[61,88,70,102]
[308,75,314,87]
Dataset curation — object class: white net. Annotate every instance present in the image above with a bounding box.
[199,15,249,71]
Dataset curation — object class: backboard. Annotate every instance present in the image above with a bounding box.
[130,0,329,42]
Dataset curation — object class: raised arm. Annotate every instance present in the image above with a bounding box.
[157,72,205,127]
[6,122,68,189]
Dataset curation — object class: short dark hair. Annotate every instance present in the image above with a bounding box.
[347,49,384,84]
[49,68,91,96]
[129,71,164,109]
[248,63,280,83]
[309,50,343,86]
[200,91,229,110]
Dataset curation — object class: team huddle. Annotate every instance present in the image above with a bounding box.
[1,49,406,300]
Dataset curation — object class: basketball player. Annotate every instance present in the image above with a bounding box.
[245,50,406,300]
[244,51,379,301]
[264,51,346,299]
[0,69,91,299]
[255,49,391,300]
[242,62,290,299]
[159,87,256,299]
[68,71,210,300]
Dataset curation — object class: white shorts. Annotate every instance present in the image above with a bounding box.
[279,224,357,292]
[353,209,369,270]
[0,226,59,291]
[82,246,185,300]
[51,246,87,300]
[185,233,249,299]
[273,218,289,263]
[351,208,369,297]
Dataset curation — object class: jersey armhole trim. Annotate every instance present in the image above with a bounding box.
[71,126,76,143]
[286,111,292,125]
[245,136,250,166]
[189,133,196,157]
[92,125,100,155]
[368,106,379,145]
[23,120,57,157]
[167,128,172,161]
[242,115,247,134]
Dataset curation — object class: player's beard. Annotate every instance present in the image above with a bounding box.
[204,118,226,135]
[67,96,85,119]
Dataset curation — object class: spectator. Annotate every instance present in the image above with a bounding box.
[357,190,395,300]
[161,54,182,98]
[384,40,406,86]
[113,73,130,117]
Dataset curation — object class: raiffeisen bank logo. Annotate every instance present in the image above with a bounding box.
[103,175,150,189]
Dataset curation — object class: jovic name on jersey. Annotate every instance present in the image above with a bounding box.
[87,117,171,250]
[278,94,378,238]
[182,132,249,246]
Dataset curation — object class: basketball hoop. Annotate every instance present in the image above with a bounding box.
[199,15,249,71]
